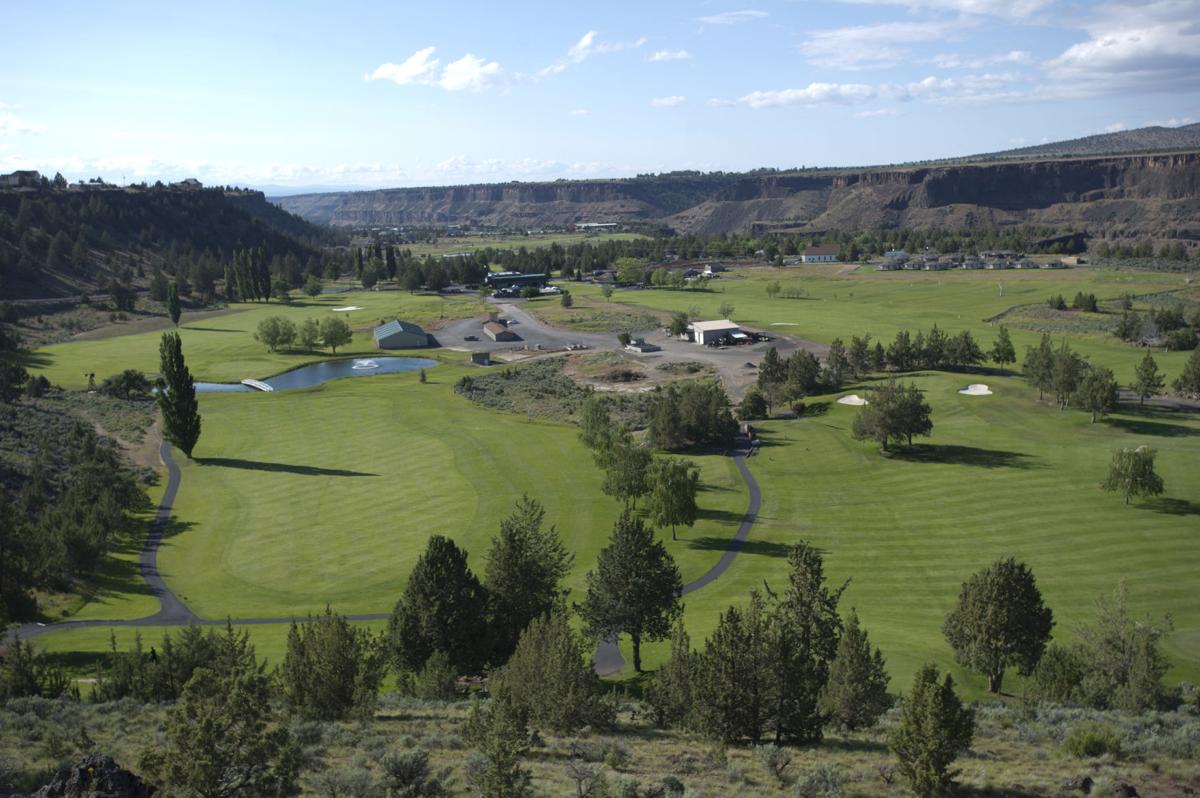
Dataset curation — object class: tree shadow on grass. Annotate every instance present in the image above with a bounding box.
[695,507,750,525]
[184,326,242,333]
[1143,497,1200,516]
[194,457,378,477]
[889,444,1042,469]
[687,536,790,558]
[1104,416,1199,438]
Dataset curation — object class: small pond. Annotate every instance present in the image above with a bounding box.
[195,357,439,393]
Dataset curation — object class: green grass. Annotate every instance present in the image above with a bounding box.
[565,265,1195,376]
[30,291,486,388]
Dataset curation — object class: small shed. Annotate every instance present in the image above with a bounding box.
[484,321,518,342]
[374,319,428,349]
[470,352,492,366]
[691,319,740,345]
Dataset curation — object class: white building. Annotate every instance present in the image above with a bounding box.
[690,319,740,345]
[801,244,840,263]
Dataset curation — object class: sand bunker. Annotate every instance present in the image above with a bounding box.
[837,394,868,406]
[331,306,363,312]
[958,383,993,396]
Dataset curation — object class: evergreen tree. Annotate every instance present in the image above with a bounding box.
[990,326,1016,369]
[889,664,974,798]
[692,591,774,743]
[888,329,916,372]
[1076,364,1119,422]
[943,558,1054,693]
[1023,333,1054,400]
[645,618,695,728]
[156,332,202,458]
[496,608,612,733]
[1050,340,1082,409]
[484,496,573,661]
[1132,351,1165,405]
[819,610,892,731]
[166,281,181,326]
[464,683,533,798]
[1076,582,1173,712]
[389,535,490,675]
[824,338,849,387]
[577,511,682,672]
[1173,346,1200,396]
[770,541,846,744]
[158,664,300,798]
[279,606,389,721]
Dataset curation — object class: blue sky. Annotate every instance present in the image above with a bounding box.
[1,0,1197,189]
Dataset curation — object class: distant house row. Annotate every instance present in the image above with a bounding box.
[877,251,1068,271]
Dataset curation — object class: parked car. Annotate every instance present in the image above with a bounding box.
[464,335,478,341]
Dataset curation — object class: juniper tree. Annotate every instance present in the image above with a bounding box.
[496,607,612,734]
[463,682,533,798]
[818,610,892,731]
[770,541,846,744]
[888,664,974,798]
[645,618,695,728]
[389,535,490,675]
[1132,351,1165,405]
[692,590,774,744]
[280,606,389,721]
[484,496,573,661]
[943,558,1054,693]
[577,511,682,673]
[990,325,1015,369]
[157,332,201,458]
[1174,346,1200,396]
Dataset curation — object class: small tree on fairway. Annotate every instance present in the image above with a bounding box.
[255,316,297,352]
[578,511,683,673]
[598,439,651,509]
[279,606,389,721]
[560,290,572,308]
[319,316,353,353]
[159,666,300,798]
[718,301,735,320]
[644,458,700,541]
[889,664,974,798]
[818,610,892,731]
[943,558,1054,693]
[484,495,573,661]
[1173,346,1200,397]
[990,326,1015,369]
[1023,333,1054,400]
[1132,351,1165,405]
[851,379,932,452]
[1101,445,1164,505]
[166,281,181,326]
[303,274,323,298]
[389,535,490,675]
[157,332,201,458]
[1050,340,1082,410]
[297,318,320,351]
[1076,364,1119,422]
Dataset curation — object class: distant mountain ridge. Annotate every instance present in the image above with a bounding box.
[960,123,1200,162]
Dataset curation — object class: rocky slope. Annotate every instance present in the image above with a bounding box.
[276,151,1200,239]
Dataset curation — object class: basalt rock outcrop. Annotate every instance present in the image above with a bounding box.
[276,152,1200,240]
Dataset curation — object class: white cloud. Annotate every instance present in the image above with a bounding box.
[805,20,964,70]
[1146,116,1195,127]
[889,73,1025,103]
[439,54,503,92]
[1101,122,1127,133]
[737,82,876,108]
[650,95,686,107]
[855,108,898,118]
[649,49,691,62]
[539,31,647,77]
[697,10,768,25]
[368,47,502,92]
[0,110,44,135]
[1044,1,1200,96]
[932,50,1033,69]
[367,47,440,86]
[834,0,1052,21]
[568,108,590,116]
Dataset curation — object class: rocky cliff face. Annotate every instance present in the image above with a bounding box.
[276,152,1200,238]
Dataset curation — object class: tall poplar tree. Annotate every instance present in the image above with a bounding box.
[157,332,201,458]
[166,281,181,326]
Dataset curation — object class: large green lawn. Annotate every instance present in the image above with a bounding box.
[29,274,1200,699]
[31,291,486,388]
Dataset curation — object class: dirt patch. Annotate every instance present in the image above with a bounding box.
[563,351,715,393]
[526,295,668,333]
